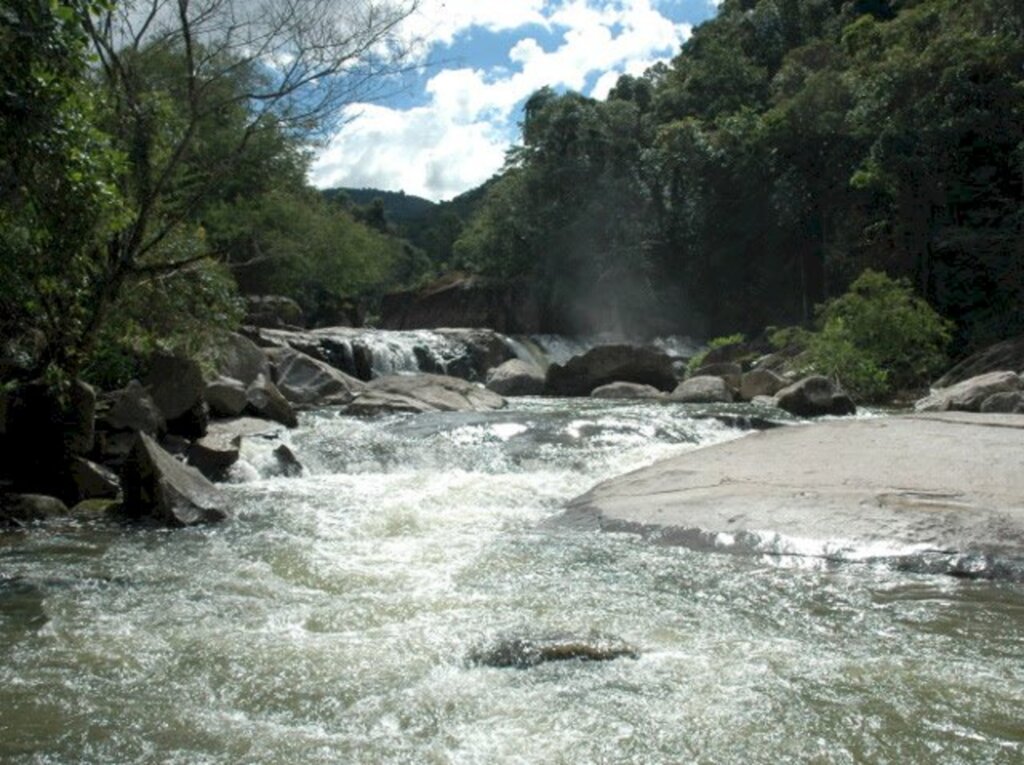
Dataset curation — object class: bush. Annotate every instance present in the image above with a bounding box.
[807,270,952,401]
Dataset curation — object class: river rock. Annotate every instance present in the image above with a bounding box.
[267,347,364,406]
[562,413,1024,579]
[346,374,507,415]
[100,380,165,434]
[933,335,1024,388]
[740,369,786,401]
[914,371,1022,413]
[144,353,205,423]
[435,328,517,382]
[186,431,241,480]
[668,376,733,404]
[774,375,856,417]
[545,345,677,397]
[69,457,120,501]
[121,433,228,526]
[486,359,546,396]
[215,332,272,387]
[244,295,305,329]
[0,494,69,526]
[979,391,1024,414]
[271,444,303,477]
[469,633,639,669]
[692,362,742,391]
[245,374,298,427]
[204,376,248,418]
[591,382,664,400]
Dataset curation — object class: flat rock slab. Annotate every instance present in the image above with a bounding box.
[562,413,1024,577]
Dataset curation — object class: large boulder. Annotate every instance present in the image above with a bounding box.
[121,433,228,526]
[933,335,1024,388]
[244,295,305,329]
[143,353,207,437]
[980,391,1024,414]
[591,382,664,400]
[100,380,164,435]
[186,430,241,480]
[668,376,733,404]
[204,376,248,418]
[215,332,272,388]
[267,347,364,407]
[545,345,677,397]
[69,457,120,502]
[0,494,69,527]
[774,376,856,417]
[346,374,507,415]
[486,359,546,397]
[740,369,787,401]
[915,371,1022,413]
[245,374,298,427]
[691,362,742,392]
[434,328,517,381]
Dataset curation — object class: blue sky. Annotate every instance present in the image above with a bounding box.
[310,0,721,201]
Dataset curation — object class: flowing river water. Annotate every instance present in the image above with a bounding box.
[1,398,1022,763]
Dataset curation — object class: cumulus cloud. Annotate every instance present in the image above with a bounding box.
[310,0,694,201]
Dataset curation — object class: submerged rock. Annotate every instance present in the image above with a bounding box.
[346,374,507,415]
[469,632,639,669]
[121,433,228,526]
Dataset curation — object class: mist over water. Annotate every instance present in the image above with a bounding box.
[2,399,1022,763]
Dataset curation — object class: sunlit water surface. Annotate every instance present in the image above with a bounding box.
[1,399,1022,763]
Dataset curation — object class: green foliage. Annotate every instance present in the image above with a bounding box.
[806,270,952,400]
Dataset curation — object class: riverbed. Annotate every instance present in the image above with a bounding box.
[2,399,1022,763]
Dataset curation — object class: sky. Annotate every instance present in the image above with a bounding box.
[309,0,721,202]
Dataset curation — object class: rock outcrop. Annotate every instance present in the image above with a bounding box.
[774,375,856,417]
[562,413,1024,579]
[346,374,507,415]
[121,433,228,526]
[545,345,677,397]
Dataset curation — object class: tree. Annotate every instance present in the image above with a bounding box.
[5,0,419,382]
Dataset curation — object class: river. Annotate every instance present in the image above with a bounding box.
[2,398,1022,763]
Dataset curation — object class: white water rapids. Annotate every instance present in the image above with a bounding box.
[1,399,1022,763]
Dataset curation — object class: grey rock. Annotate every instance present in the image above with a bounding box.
[0,494,69,526]
[562,413,1024,579]
[915,371,1022,413]
[215,332,272,387]
[268,347,364,406]
[591,382,664,400]
[347,374,507,415]
[101,380,164,434]
[668,376,733,404]
[204,376,248,418]
[245,374,298,428]
[69,457,120,501]
[486,359,546,396]
[740,369,786,401]
[545,345,677,397]
[144,353,205,422]
[933,335,1024,388]
[121,433,228,526]
[775,376,856,417]
[187,431,241,480]
[244,295,305,329]
[693,362,742,391]
[980,391,1024,414]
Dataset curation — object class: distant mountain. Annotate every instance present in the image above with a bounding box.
[324,187,437,223]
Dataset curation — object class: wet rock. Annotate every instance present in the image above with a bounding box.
[545,345,677,397]
[740,369,786,401]
[933,335,1024,388]
[245,374,298,427]
[0,494,69,526]
[590,382,664,400]
[486,359,546,397]
[267,347,364,407]
[915,371,1022,413]
[347,374,507,415]
[215,332,272,388]
[100,380,164,435]
[980,391,1024,414]
[69,457,120,501]
[187,431,241,480]
[121,433,229,526]
[469,633,639,669]
[204,376,248,418]
[69,498,121,519]
[271,444,303,477]
[668,376,733,404]
[775,376,856,417]
[435,328,517,381]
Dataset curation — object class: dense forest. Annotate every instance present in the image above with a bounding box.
[452,0,1024,346]
[2,0,1022,393]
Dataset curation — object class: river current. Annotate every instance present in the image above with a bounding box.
[2,399,1022,763]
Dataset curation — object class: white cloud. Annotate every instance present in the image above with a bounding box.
[310,0,694,201]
